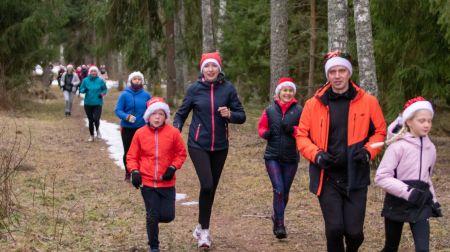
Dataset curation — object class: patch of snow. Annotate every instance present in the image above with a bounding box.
[181,201,198,206]
[84,118,124,170]
[176,193,187,201]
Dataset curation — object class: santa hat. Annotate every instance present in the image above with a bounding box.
[200,52,222,73]
[88,66,99,75]
[324,57,352,77]
[274,77,296,96]
[127,71,145,85]
[401,96,434,124]
[143,97,170,123]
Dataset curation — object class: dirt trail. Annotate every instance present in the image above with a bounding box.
[0,87,449,251]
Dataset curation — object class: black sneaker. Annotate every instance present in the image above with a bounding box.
[274,225,287,239]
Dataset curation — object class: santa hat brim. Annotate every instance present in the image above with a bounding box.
[325,57,352,77]
[88,66,99,75]
[200,59,221,73]
[275,81,296,95]
[143,102,170,122]
[402,101,434,124]
[127,71,145,85]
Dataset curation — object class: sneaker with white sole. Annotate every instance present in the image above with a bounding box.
[88,135,94,142]
[193,224,202,240]
[198,229,211,249]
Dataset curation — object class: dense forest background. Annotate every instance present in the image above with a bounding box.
[1,0,449,120]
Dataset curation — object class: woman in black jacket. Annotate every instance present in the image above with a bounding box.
[173,52,246,249]
[257,77,302,239]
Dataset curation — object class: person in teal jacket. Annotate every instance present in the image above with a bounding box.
[79,66,108,142]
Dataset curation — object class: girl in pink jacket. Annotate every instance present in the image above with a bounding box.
[374,96,442,252]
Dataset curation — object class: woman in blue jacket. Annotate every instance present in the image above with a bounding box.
[115,71,151,181]
[79,66,107,142]
[173,52,246,249]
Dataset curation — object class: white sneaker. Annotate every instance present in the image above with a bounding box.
[197,229,211,249]
[96,131,102,139]
[193,224,202,240]
[88,136,94,142]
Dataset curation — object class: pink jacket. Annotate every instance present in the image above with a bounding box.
[374,132,437,202]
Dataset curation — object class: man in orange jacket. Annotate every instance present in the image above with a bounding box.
[296,51,386,252]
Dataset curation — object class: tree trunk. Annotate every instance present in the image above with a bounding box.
[117,51,124,91]
[165,16,177,106]
[147,0,162,94]
[354,0,378,96]
[201,0,215,52]
[175,0,189,93]
[308,0,317,98]
[216,0,227,51]
[328,0,348,52]
[270,0,289,98]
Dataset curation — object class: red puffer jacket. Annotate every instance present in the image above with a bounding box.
[126,123,187,188]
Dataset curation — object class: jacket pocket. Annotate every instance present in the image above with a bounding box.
[195,124,201,141]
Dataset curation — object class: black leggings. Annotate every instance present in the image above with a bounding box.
[84,105,102,136]
[188,147,228,229]
[141,186,175,250]
[121,127,138,176]
[382,218,430,252]
[318,178,367,252]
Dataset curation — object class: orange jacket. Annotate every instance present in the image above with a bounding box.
[296,82,386,195]
[126,124,187,188]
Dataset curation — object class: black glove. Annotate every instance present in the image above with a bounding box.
[281,121,294,135]
[161,165,176,181]
[408,188,433,207]
[431,202,443,217]
[131,170,142,189]
[263,130,271,140]
[315,151,337,170]
[98,94,103,99]
[353,148,370,166]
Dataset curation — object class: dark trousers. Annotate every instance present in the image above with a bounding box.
[121,127,138,177]
[141,186,176,250]
[382,217,430,252]
[84,105,102,136]
[318,178,367,252]
[265,159,298,226]
[188,147,228,229]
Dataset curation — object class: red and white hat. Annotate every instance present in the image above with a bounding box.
[325,57,352,77]
[143,97,170,122]
[274,77,296,96]
[88,66,99,75]
[401,96,434,124]
[200,52,222,73]
[127,71,145,85]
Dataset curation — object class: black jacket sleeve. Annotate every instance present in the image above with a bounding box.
[228,85,246,124]
[173,85,194,131]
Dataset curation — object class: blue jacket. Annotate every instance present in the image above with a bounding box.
[173,74,246,151]
[79,76,107,106]
[115,87,151,128]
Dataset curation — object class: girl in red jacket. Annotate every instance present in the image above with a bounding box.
[127,97,187,252]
